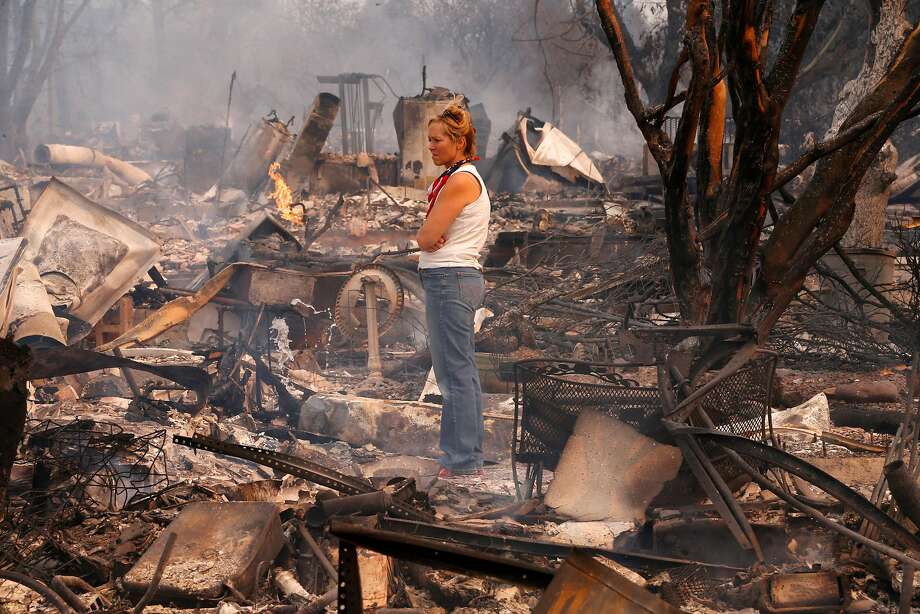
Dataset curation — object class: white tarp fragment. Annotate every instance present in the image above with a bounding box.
[771,392,831,435]
[518,117,604,185]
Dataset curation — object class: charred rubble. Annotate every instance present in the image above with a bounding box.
[0,78,919,614]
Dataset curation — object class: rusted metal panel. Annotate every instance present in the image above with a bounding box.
[533,550,683,614]
[220,118,292,195]
[759,571,849,613]
[123,502,283,601]
[234,266,316,307]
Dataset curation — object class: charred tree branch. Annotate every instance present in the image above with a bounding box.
[765,0,826,107]
[760,23,920,330]
[773,110,884,189]
[661,0,713,322]
[594,0,672,171]
[832,242,910,323]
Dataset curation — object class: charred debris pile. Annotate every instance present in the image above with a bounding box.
[1,86,920,614]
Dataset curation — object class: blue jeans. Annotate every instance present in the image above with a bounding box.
[420,267,485,471]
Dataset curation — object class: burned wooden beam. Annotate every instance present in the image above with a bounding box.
[28,346,210,410]
[34,144,152,187]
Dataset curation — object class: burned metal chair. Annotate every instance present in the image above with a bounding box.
[658,343,778,563]
[511,359,664,500]
[512,325,920,583]
[511,324,779,562]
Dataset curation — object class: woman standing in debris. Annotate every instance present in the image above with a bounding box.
[416,98,490,479]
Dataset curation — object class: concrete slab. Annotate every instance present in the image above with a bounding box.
[299,393,513,461]
[545,411,682,522]
[123,502,283,601]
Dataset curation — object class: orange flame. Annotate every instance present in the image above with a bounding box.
[268,162,302,225]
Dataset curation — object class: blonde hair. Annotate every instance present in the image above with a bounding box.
[428,96,477,158]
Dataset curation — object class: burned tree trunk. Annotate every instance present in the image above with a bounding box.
[0,338,30,519]
[594,0,920,368]
[841,140,898,249]
[0,1,91,161]
[833,0,910,250]
[826,0,913,137]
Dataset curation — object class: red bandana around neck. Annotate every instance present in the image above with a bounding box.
[426,157,480,217]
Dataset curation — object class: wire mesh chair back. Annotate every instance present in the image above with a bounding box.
[671,351,779,493]
[513,360,663,471]
[691,351,778,441]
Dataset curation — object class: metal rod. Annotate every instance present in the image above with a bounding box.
[362,76,372,152]
[216,70,237,200]
[363,278,383,378]
[672,433,753,551]
[901,565,915,614]
[338,80,349,154]
[113,347,142,399]
[711,440,920,568]
[296,522,338,580]
[684,419,765,562]
[665,363,765,561]
[133,532,177,614]
[860,421,904,542]
[0,571,73,614]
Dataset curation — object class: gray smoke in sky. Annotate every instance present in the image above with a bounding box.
[41,0,644,159]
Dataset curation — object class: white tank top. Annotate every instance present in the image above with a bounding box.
[419,163,490,270]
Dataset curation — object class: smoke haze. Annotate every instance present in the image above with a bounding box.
[38,0,643,160]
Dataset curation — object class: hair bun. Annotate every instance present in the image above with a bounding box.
[430,95,477,158]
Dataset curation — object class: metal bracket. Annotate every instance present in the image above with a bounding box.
[338,541,363,613]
